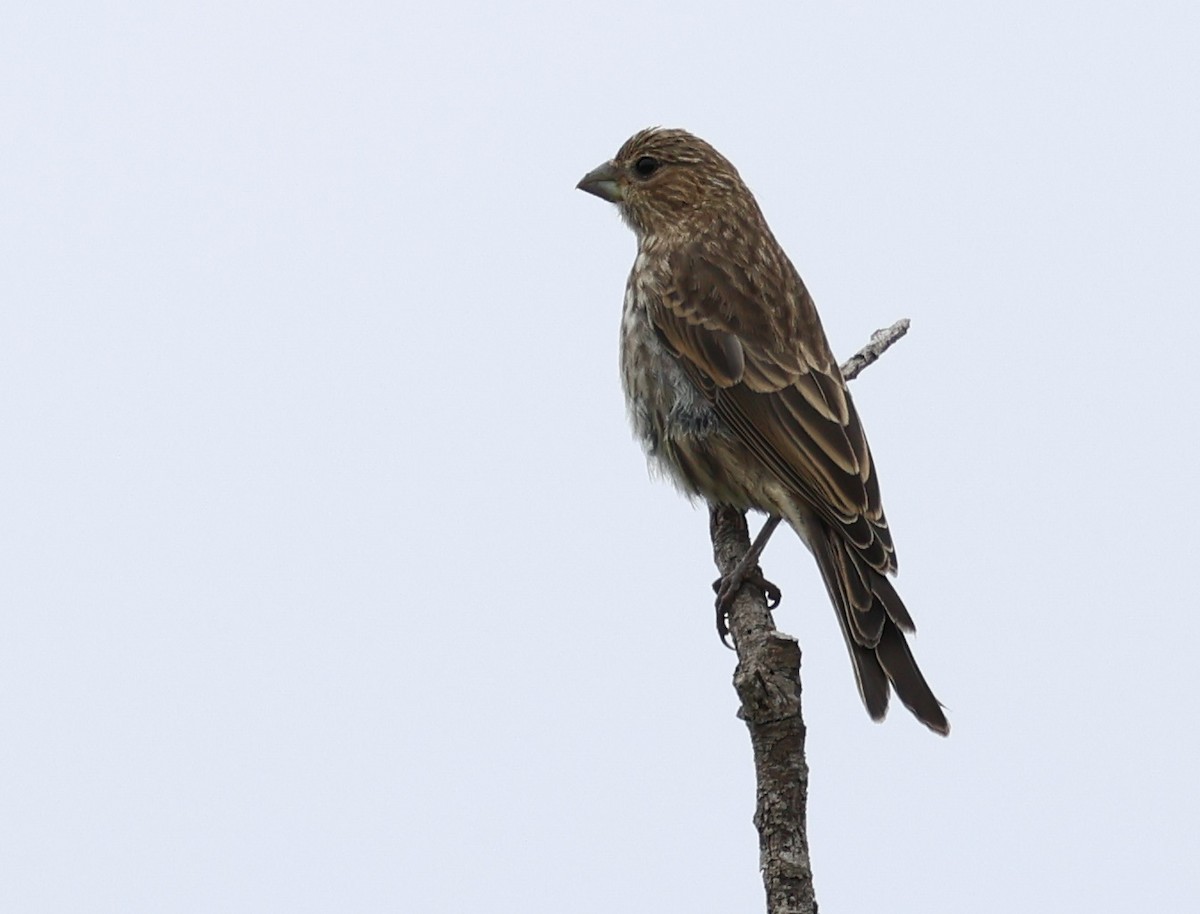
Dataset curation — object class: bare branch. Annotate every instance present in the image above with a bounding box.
[709,319,911,914]
[839,318,910,381]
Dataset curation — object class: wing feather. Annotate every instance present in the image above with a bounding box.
[649,243,896,574]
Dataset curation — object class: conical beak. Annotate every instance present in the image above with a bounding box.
[576,161,623,202]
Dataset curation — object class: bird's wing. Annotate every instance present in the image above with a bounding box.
[649,246,895,574]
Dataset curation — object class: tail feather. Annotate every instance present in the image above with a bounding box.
[829,537,885,645]
[826,587,891,721]
[790,512,948,735]
[876,625,949,735]
[871,571,916,632]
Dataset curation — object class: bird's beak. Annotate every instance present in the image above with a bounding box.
[576,161,623,202]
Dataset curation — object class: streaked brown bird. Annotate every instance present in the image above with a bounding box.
[577,128,948,734]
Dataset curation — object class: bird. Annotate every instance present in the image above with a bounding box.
[577,127,948,734]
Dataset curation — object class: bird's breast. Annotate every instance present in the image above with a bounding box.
[619,259,740,501]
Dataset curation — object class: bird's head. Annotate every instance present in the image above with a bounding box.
[577,128,751,240]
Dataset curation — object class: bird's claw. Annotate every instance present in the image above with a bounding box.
[712,567,782,648]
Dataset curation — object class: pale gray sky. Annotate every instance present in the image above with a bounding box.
[2,2,1198,911]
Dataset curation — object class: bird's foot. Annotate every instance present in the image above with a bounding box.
[712,566,782,648]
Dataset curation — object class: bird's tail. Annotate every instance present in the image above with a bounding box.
[800,521,949,735]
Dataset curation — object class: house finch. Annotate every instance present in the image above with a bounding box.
[578,128,948,734]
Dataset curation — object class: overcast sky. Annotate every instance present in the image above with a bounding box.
[3,2,1198,911]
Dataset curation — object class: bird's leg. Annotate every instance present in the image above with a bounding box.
[713,514,783,647]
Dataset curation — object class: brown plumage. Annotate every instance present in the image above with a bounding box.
[578,127,948,735]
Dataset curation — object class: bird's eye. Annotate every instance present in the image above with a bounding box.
[634,156,660,178]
